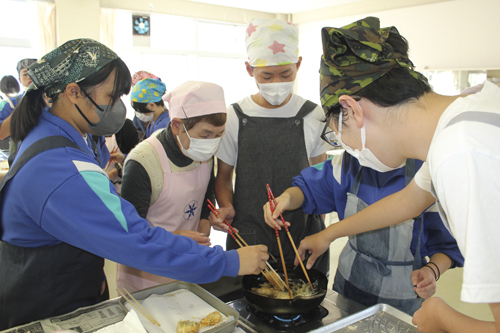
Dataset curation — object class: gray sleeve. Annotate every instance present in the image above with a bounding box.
[121,160,152,219]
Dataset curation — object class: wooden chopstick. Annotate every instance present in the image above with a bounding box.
[104,146,119,172]
[267,192,292,298]
[266,184,314,291]
[206,199,286,291]
[117,288,161,326]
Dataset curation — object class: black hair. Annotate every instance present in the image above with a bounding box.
[11,58,131,143]
[132,100,165,114]
[182,113,227,131]
[324,32,431,125]
[115,118,140,154]
[1,75,20,95]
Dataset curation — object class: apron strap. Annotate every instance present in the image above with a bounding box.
[294,100,318,119]
[232,103,245,119]
[0,136,87,235]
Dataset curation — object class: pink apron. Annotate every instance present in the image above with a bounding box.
[116,135,210,292]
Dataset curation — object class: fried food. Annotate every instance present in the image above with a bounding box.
[251,280,316,299]
[200,311,223,327]
[176,320,200,333]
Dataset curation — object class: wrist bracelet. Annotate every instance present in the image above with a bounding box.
[423,265,437,281]
[427,261,441,281]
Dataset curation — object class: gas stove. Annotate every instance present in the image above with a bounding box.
[228,289,366,333]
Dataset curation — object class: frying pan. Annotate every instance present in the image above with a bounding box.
[242,262,328,316]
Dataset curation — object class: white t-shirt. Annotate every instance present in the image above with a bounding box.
[414,81,500,303]
[216,94,331,166]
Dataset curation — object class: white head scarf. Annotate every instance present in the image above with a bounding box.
[245,18,299,67]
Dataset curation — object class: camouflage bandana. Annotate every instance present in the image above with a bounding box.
[26,39,119,97]
[319,17,428,109]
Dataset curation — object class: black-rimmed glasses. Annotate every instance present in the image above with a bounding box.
[320,116,340,148]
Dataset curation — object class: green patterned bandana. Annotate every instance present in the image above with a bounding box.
[27,39,119,97]
[319,17,428,109]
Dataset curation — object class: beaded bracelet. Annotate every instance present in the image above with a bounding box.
[426,261,441,281]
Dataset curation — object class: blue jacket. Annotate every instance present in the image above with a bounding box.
[0,92,24,139]
[0,108,239,283]
[293,153,464,267]
[146,111,170,138]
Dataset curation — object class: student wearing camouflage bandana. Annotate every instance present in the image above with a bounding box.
[294,17,500,332]
[0,39,268,330]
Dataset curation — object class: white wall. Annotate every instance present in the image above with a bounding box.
[55,0,101,42]
[295,0,500,104]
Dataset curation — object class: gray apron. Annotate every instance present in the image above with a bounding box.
[333,159,425,315]
[228,101,329,275]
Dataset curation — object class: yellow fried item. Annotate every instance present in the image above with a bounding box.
[200,311,223,327]
[176,320,200,333]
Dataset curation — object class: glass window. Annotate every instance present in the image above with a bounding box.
[198,57,256,104]
[142,53,189,91]
[150,15,196,51]
[198,21,246,54]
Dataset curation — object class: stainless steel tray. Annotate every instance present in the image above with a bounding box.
[317,303,417,332]
[118,281,239,333]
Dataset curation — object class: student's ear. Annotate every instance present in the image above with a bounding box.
[338,95,364,129]
[147,102,156,111]
[170,118,183,136]
[295,56,303,71]
[66,83,82,104]
[245,61,254,77]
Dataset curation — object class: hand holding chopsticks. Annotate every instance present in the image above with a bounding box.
[266,184,314,291]
[207,199,286,290]
[117,288,161,326]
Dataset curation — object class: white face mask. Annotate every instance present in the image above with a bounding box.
[257,81,294,106]
[135,111,154,122]
[176,123,222,162]
[336,104,404,173]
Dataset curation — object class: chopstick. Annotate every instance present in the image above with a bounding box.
[266,184,314,291]
[267,193,293,299]
[116,288,161,326]
[206,199,286,291]
[104,146,119,172]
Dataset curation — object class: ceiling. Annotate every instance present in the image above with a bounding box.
[184,0,365,14]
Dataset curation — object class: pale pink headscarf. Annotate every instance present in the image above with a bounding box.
[131,71,160,86]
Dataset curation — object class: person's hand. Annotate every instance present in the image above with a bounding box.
[236,245,269,275]
[109,151,125,164]
[413,297,449,333]
[173,230,211,246]
[263,193,291,230]
[412,267,437,299]
[107,168,118,180]
[208,206,237,233]
[295,231,331,269]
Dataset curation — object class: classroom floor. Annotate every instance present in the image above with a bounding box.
[104,211,493,322]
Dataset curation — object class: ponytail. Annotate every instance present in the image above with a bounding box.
[10,89,48,144]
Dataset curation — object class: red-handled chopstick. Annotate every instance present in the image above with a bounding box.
[266,184,314,291]
[206,199,286,291]
[104,146,119,172]
[268,193,292,298]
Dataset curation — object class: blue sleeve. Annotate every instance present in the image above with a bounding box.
[41,167,239,283]
[415,211,464,268]
[292,158,338,215]
[98,135,110,168]
[0,98,17,123]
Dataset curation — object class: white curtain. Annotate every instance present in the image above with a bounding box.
[100,8,116,50]
[36,1,56,55]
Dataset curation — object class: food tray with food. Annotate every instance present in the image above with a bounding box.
[118,282,239,333]
[318,303,417,333]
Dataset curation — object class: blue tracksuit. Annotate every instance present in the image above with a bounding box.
[293,153,464,267]
[0,108,239,283]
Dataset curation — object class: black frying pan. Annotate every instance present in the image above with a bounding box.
[242,262,328,316]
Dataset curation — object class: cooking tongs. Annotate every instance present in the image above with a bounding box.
[207,199,287,291]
